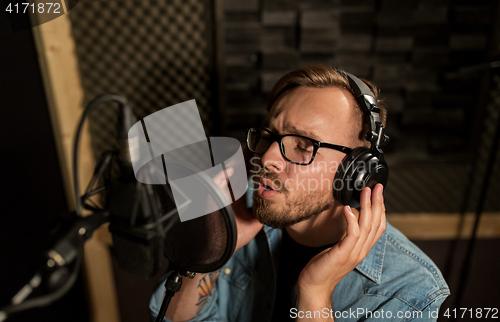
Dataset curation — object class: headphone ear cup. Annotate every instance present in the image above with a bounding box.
[333,147,389,208]
[333,147,368,208]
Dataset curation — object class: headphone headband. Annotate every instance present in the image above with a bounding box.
[342,71,389,157]
[332,69,390,207]
[345,72,377,107]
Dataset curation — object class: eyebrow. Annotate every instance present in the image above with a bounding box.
[263,121,324,142]
[286,124,323,141]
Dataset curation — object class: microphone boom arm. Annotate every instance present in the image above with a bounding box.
[0,211,109,322]
[0,94,132,321]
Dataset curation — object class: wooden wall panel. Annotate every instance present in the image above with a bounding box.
[31,12,120,322]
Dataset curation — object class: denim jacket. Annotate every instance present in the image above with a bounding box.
[150,222,450,322]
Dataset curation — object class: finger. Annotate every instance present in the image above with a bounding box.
[375,214,386,241]
[335,206,360,254]
[366,184,383,239]
[348,187,373,262]
[361,184,384,254]
[225,156,243,169]
[372,183,384,234]
[224,167,235,178]
[375,191,387,240]
[356,187,373,246]
[212,168,235,204]
[213,167,234,186]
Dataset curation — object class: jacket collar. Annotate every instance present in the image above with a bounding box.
[355,229,387,284]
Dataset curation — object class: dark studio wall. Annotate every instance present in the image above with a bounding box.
[25,0,497,321]
[65,1,221,321]
[222,0,500,214]
[221,0,500,318]
[222,0,498,150]
[0,9,89,322]
[67,0,219,161]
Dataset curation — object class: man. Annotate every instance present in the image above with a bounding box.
[150,65,450,321]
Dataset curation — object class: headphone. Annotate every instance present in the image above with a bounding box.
[332,71,390,208]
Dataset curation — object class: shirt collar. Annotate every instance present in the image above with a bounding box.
[263,223,388,284]
[355,229,387,284]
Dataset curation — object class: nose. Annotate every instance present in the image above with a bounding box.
[260,140,286,173]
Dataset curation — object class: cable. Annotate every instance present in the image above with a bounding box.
[0,95,133,320]
[72,94,130,217]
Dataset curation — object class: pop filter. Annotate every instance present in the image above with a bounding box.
[159,160,237,273]
[126,100,247,274]
[109,154,239,277]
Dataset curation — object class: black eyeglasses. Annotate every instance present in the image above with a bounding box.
[246,127,353,165]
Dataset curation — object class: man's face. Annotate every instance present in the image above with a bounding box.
[252,86,359,228]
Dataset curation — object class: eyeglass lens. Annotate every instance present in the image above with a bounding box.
[247,128,315,164]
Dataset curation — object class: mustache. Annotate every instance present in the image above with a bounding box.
[251,168,288,193]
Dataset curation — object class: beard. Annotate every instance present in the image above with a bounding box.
[251,169,334,229]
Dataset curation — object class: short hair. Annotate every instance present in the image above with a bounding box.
[266,64,387,147]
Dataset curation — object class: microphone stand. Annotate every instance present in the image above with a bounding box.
[0,95,133,321]
[1,94,231,321]
[155,268,196,322]
[0,211,108,322]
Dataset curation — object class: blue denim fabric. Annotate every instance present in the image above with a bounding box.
[150,222,450,322]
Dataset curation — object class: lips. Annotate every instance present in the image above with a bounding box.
[260,177,278,191]
[257,177,281,199]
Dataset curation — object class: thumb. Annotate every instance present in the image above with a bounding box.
[213,167,234,186]
[225,167,235,177]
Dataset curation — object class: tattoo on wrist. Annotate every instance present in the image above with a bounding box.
[196,270,220,306]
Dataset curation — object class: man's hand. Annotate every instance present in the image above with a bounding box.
[296,184,386,320]
[213,165,263,252]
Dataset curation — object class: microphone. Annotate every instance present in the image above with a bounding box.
[126,99,245,274]
[107,98,244,278]
[107,102,167,279]
[0,95,242,321]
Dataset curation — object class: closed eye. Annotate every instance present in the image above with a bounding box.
[296,145,312,152]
